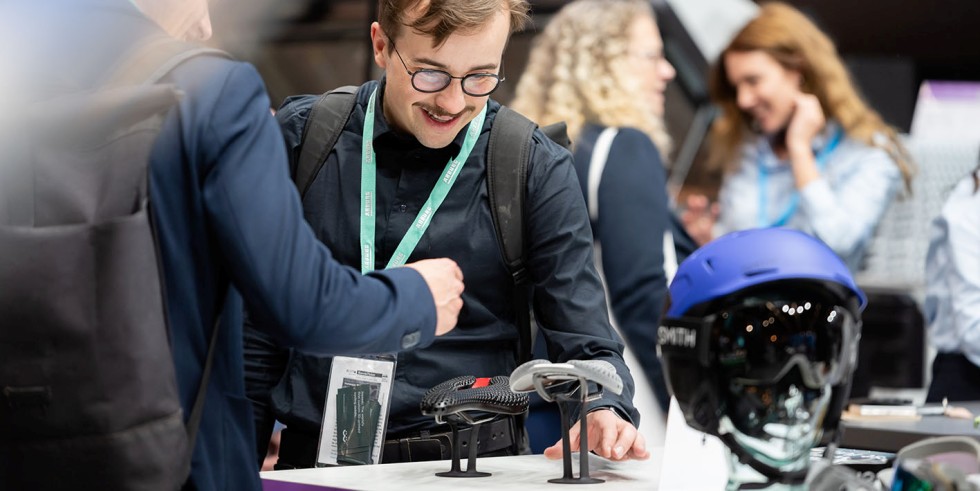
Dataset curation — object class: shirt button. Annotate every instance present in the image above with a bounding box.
[397,204,408,213]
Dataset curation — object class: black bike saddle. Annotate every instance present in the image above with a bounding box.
[420,375,529,422]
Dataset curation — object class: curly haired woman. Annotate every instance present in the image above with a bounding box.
[512,0,677,414]
[683,2,914,272]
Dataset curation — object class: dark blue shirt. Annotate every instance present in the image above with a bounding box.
[270,81,639,436]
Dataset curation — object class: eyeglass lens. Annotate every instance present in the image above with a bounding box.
[411,70,500,96]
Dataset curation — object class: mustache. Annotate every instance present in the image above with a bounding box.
[416,103,471,119]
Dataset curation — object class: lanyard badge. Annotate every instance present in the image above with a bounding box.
[359,87,487,273]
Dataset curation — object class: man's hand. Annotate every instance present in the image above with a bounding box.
[543,408,649,461]
[404,258,464,336]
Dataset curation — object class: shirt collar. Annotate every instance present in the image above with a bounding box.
[810,120,842,153]
[755,119,843,169]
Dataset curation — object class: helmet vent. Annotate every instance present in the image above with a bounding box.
[745,267,778,277]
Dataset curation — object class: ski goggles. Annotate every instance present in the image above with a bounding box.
[660,296,859,391]
[889,436,980,490]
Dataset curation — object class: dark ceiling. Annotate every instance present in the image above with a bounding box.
[205,0,977,197]
[214,0,980,76]
[775,0,980,79]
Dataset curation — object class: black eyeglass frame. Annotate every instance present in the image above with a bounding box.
[389,42,504,97]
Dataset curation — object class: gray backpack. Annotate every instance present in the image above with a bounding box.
[0,38,227,490]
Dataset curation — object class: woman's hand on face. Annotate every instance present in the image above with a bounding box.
[784,93,825,153]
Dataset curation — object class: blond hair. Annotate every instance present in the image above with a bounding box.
[709,2,913,191]
[378,0,530,48]
[510,0,671,158]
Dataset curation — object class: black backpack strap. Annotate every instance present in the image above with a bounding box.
[186,311,222,454]
[488,107,537,365]
[294,86,359,198]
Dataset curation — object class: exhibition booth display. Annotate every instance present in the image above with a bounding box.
[263,229,980,490]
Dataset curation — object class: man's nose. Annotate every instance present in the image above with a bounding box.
[433,79,467,116]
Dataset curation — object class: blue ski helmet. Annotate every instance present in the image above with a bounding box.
[658,228,866,481]
[666,228,865,318]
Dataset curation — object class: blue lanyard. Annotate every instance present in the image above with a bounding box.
[359,87,487,273]
[757,128,844,228]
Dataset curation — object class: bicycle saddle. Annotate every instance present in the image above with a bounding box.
[420,375,529,422]
[508,359,623,396]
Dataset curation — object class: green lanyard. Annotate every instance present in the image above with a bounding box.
[360,87,487,273]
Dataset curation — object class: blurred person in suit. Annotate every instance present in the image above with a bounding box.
[0,0,463,489]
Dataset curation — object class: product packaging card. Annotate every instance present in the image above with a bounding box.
[316,355,396,466]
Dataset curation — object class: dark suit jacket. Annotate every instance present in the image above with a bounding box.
[14,1,439,489]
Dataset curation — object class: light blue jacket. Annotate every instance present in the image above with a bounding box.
[717,122,901,271]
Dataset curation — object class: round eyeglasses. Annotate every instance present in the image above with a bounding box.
[391,44,503,97]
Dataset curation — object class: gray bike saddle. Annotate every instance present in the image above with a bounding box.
[508,359,623,396]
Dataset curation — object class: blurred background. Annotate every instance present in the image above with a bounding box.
[209,0,980,401]
[211,0,980,194]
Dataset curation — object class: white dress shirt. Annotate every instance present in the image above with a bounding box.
[924,172,980,367]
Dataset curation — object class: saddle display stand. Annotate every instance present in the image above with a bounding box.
[420,375,529,478]
[510,359,623,484]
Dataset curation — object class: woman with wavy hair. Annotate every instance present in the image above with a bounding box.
[683,2,914,272]
[512,0,677,415]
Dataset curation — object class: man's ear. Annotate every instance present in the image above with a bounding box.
[370,22,388,70]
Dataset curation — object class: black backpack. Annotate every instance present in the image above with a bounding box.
[293,87,571,364]
[0,38,228,490]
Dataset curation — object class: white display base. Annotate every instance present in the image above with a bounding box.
[261,452,664,490]
[658,397,729,490]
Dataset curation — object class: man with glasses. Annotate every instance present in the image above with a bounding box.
[247,0,649,469]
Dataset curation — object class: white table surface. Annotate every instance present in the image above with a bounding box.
[261,451,664,490]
